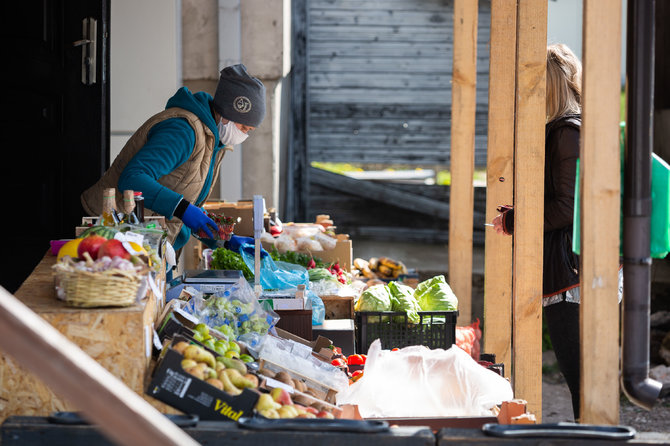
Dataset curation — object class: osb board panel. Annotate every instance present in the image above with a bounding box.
[0,310,150,421]
[0,251,166,421]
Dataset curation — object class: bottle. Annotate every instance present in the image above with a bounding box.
[133,191,145,223]
[119,190,141,225]
[100,188,120,226]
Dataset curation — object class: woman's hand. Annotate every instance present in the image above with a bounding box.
[492,214,506,235]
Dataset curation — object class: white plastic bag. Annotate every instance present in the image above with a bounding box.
[337,339,513,417]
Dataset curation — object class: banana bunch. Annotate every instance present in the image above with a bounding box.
[172,341,259,395]
[353,256,407,280]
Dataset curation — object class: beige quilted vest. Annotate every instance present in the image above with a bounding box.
[81,107,229,243]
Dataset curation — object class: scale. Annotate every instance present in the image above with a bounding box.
[165,269,244,301]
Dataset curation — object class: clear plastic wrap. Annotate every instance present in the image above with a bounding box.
[183,278,279,347]
[336,339,513,417]
[296,237,323,252]
[259,335,349,392]
[314,232,337,250]
[274,234,297,253]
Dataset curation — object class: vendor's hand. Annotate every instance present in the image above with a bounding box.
[225,235,269,258]
[492,214,505,235]
[182,204,217,239]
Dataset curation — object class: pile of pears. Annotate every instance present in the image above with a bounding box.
[172,325,258,395]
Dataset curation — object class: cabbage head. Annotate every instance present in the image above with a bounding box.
[414,275,458,312]
[388,281,421,324]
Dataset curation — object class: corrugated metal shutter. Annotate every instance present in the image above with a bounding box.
[307,0,490,167]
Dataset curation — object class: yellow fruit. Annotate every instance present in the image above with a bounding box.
[57,239,83,261]
[126,241,147,255]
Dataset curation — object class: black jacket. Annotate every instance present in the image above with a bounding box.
[501,114,581,297]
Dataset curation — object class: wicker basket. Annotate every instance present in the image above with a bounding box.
[53,264,147,308]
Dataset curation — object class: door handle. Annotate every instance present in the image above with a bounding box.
[74,18,97,85]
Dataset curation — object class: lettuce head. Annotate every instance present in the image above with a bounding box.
[414,275,458,312]
[388,281,421,324]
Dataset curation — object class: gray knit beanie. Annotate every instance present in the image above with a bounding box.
[212,64,266,127]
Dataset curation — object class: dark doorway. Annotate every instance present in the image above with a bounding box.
[0,0,110,293]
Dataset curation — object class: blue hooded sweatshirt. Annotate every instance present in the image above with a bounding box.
[118,87,223,250]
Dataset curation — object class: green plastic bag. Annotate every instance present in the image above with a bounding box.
[573,122,670,258]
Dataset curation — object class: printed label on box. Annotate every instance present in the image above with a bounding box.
[188,391,214,408]
[162,368,192,398]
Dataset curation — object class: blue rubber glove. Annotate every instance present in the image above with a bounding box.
[225,235,269,258]
[181,204,217,239]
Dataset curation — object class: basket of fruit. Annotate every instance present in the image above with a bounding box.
[53,236,151,308]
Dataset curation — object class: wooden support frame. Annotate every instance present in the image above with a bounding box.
[449,0,479,325]
[579,0,622,425]
[0,287,199,446]
[512,0,547,420]
[483,0,517,375]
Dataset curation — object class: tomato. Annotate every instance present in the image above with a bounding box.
[331,358,346,367]
[351,370,364,382]
[360,354,367,363]
[347,354,364,366]
[391,348,399,352]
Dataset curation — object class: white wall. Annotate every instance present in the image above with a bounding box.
[547,0,627,84]
[110,0,180,162]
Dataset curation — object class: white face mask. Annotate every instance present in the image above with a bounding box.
[218,118,249,146]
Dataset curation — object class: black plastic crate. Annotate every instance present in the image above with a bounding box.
[355,311,458,354]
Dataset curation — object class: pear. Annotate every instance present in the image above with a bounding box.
[218,369,242,396]
[183,345,203,361]
[184,345,215,368]
[181,359,198,370]
[205,378,224,391]
[184,366,205,381]
[172,341,190,355]
[218,356,247,375]
[214,361,226,372]
[224,368,255,389]
[255,393,282,411]
[259,408,280,419]
[243,373,259,388]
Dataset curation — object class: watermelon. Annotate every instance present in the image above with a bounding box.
[79,225,118,239]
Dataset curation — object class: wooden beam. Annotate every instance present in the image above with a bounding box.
[483,0,516,375]
[310,167,487,223]
[580,0,622,425]
[0,287,199,446]
[512,0,547,420]
[449,0,479,325]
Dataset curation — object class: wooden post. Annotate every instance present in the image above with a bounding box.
[580,0,622,425]
[512,0,547,420]
[483,0,517,373]
[0,287,199,446]
[449,0,478,325]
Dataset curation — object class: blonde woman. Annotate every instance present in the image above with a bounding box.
[492,43,582,421]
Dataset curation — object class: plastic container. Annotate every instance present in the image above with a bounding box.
[355,311,458,354]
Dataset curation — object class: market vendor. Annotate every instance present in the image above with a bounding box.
[80,64,265,259]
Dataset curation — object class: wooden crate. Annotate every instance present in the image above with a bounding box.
[0,252,175,421]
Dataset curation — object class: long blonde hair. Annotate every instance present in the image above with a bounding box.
[546,43,582,123]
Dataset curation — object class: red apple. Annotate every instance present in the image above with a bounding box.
[303,406,319,415]
[316,410,334,419]
[270,387,293,406]
[77,235,107,260]
[98,239,131,260]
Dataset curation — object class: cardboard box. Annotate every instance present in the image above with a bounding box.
[261,238,353,272]
[147,340,259,421]
[203,200,254,237]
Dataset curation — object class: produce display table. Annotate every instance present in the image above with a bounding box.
[0,252,173,421]
[1,416,435,446]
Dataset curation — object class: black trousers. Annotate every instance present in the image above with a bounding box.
[544,299,581,421]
